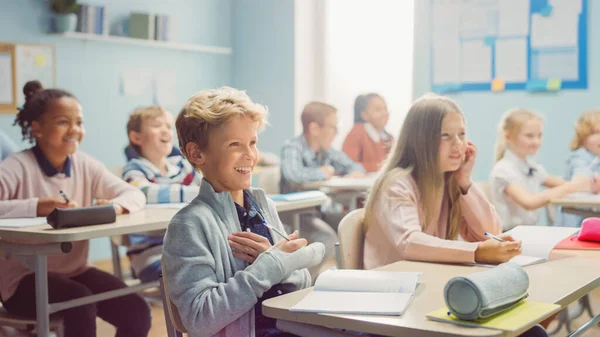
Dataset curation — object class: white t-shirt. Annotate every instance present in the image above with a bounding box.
[490,149,548,231]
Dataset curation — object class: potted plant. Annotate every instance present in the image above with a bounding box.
[50,0,80,33]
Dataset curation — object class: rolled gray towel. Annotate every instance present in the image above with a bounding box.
[444,262,529,320]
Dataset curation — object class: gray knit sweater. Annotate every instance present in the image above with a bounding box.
[163,179,324,337]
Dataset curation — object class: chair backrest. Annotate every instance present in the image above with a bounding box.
[474,181,492,202]
[159,258,187,335]
[257,166,281,195]
[337,208,365,269]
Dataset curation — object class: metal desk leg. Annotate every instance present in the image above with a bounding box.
[34,254,50,337]
[110,240,123,280]
[292,213,301,235]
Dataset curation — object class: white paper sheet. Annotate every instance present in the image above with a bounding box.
[0,54,12,105]
[432,0,461,85]
[535,50,579,80]
[531,13,578,48]
[495,38,528,82]
[121,68,153,96]
[550,0,582,15]
[0,217,48,228]
[145,203,188,209]
[154,70,177,106]
[497,0,530,37]
[460,39,491,83]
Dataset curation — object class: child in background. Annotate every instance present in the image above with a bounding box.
[122,106,202,282]
[491,108,596,231]
[0,81,149,337]
[162,87,324,337]
[562,110,600,227]
[280,101,365,277]
[280,101,366,193]
[343,93,393,172]
[363,94,516,270]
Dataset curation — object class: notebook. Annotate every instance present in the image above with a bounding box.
[269,190,327,202]
[480,226,579,267]
[0,217,48,228]
[290,269,422,315]
[426,301,560,331]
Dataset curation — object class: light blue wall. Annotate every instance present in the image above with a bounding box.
[0,0,232,260]
[413,1,598,182]
[231,0,295,156]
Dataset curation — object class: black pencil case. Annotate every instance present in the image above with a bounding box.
[47,205,117,229]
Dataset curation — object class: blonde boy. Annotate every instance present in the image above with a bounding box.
[123,106,202,282]
[162,87,324,337]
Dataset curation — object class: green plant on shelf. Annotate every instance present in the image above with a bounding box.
[49,0,80,14]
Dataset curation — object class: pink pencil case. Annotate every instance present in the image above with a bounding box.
[579,218,600,242]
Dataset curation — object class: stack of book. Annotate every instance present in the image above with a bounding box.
[76,4,107,35]
[129,13,172,41]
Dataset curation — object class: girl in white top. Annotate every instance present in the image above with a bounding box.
[490,108,597,231]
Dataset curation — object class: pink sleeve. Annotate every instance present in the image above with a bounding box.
[376,179,479,264]
[87,155,146,213]
[0,156,38,218]
[459,184,502,241]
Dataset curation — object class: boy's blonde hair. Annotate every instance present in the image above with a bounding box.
[364,93,464,240]
[176,87,268,163]
[495,108,542,162]
[127,106,168,155]
[570,110,600,151]
[301,101,337,134]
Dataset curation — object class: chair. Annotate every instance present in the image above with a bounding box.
[256,165,281,195]
[0,304,64,337]
[159,258,186,337]
[334,208,365,269]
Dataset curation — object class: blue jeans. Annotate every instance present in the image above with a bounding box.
[137,260,162,283]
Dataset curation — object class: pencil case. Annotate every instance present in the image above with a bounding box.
[578,218,600,242]
[444,262,529,320]
[47,205,116,229]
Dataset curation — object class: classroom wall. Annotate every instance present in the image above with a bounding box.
[0,0,232,260]
[231,0,296,156]
[413,1,598,182]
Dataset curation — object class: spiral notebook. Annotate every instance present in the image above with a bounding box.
[290,269,422,315]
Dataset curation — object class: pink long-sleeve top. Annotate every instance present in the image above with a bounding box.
[0,148,146,301]
[363,174,501,269]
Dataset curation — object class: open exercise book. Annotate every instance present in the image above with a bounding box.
[479,226,579,267]
[290,269,422,315]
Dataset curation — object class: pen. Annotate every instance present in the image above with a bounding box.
[264,222,290,241]
[484,232,505,242]
[59,190,70,203]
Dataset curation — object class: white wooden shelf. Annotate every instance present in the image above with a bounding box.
[51,32,232,55]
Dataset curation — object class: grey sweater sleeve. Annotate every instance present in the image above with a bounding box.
[264,198,312,290]
[163,219,288,337]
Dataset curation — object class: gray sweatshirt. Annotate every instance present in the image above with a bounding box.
[163,179,324,337]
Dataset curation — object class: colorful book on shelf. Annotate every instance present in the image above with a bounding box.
[76,4,105,34]
[426,301,560,331]
[129,12,155,40]
[555,235,600,250]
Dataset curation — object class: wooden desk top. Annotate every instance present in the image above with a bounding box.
[0,196,328,244]
[263,257,600,337]
[551,194,600,208]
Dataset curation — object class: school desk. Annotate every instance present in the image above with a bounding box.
[263,257,600,337]
[0,195,328,337]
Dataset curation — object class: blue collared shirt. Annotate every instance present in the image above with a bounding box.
[565,148,600,180]
[279,135,365,193]
[32,145,71,177]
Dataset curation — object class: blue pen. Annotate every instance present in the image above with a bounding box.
[264,221,290,241]
[484,232,505,242]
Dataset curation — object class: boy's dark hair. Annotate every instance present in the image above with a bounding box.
[13,80,76,143]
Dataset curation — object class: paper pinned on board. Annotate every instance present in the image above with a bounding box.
[497,0,530,37]
[121,68,153,96]
[0,53,13,105]
[154,70,177,106]
[460,39,492,83]
[495,38,528,82]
